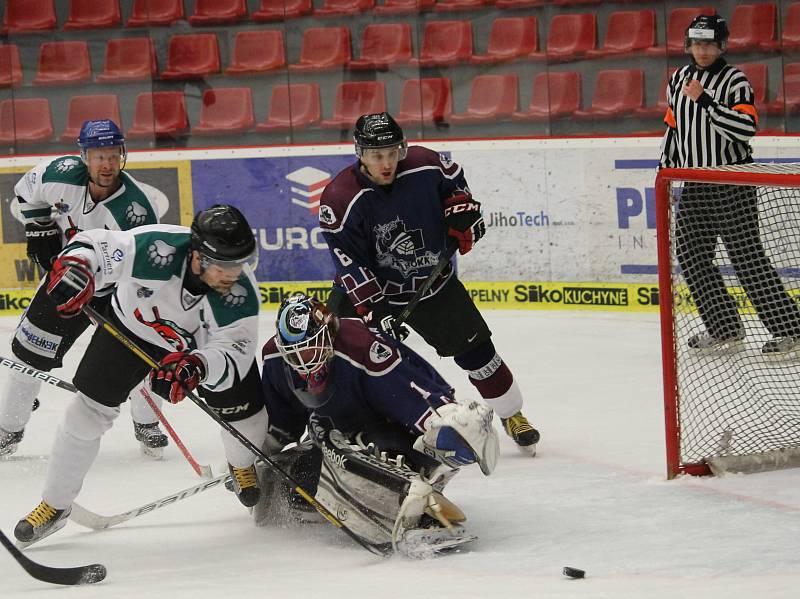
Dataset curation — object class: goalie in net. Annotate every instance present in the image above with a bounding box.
[657,12,800,478]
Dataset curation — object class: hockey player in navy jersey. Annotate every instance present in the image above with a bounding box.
[0,120,170,459]
[257,293,499,555]
[13,205,270,546]
[319,112,538,454]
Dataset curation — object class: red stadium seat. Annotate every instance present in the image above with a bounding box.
[349,23,413,70]
[781,3,800,52]
[0,98,53,144]
[97,38,157,83]
[193,88,254,135]
[767,63,800,115]
[395,78,453,125]
[60,95,122,142]
[434,0,493,13]
[736,62,768,114]
[225,30,286,75]
[511,71,581,121]
[2,0,56,34]
[64,0,121,30]
[256,84,321,132]
[410,20,472,67]
[372,0,435,15]
[252,0,312,21]
[496,0,545,8]
[645,7,715,57]
[450,74,518,124]
[586,10,655,58]
[127,92,189,139]
[727,3,778,53]
[633,68,676,119]
[127,0,184,27]
[470,16,538,65]
[542,13,596,62]
[189,0,247,25]
[289,27,351,72]
[314,0,374,17]
[161,34,220,80]
[320,81,387,129]
[574,69,644,119]
[33,41,92,86]
[0,44,23,87]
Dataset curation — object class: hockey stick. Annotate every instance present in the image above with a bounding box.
[81,304,393,558]
[0,528,106,586]
[0,354,212,479]
[393,239,459,329]
[70,472,231,530]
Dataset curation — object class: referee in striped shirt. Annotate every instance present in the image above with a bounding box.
[660,13,800,356]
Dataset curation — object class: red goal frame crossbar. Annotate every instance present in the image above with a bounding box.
[655,167,800,479]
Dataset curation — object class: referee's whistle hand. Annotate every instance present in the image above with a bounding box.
[682,80,704,101]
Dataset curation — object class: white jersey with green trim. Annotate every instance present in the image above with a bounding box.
[63,224,260,393]
[14,155,162,245]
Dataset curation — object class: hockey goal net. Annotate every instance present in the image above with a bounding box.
[656,163,800,478]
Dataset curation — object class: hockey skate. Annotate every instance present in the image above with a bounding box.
[761,336,800,359]
[687,331,745,354]
[14,500,72,548]
[396,517,477,559]
[0,426,24,457]
[501,412,540,456]
[133,421,168,459]
[229,463,261,508]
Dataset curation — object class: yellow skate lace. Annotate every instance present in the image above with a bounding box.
[232,465,258,489]
[504,413,534,437]
[25,501,57,528]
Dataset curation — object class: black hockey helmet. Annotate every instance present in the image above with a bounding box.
[685,13,729,52]
[190,204,257,271]
[275,293,338,379]
[353,112,407,159]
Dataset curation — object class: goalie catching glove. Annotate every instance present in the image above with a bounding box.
[443,193,485,255]
[413,400,499,475]
[46,255,95,318]
[149,352,206,403]
[25,219,62,271]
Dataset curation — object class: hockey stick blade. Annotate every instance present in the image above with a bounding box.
[70,473,231,530]
[0,528,106,586]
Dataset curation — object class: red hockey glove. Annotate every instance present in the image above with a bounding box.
[46,255,95,318]
[25,219,62,271]
[358,301,410,342]
[443,193,485,255]
[149,352,206,404]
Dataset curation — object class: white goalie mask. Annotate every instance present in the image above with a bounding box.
[275,294,337,378]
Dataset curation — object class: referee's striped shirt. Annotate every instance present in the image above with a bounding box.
[659,58,757,168]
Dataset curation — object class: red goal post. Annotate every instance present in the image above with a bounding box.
[656,164,800,479]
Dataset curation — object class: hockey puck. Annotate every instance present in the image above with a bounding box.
[562,567,585,579]
[32,398,40,412]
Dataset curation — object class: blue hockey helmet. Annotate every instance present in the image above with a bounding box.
[77,119,127,166]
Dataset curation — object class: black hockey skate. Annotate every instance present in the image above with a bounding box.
[229,463,261,507]
[14,500,72,547]
[0,426,24,457]
[501,412,540,456]
[133,421,168,459]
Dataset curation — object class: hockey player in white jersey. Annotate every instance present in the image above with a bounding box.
[0,120,170,458]
[13,205,270,546]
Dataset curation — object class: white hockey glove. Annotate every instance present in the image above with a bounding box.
[413,400,499,475]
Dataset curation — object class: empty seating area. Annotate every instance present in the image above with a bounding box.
[0,0,798,149]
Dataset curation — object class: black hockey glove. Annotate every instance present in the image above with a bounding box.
[150,352,206,404]
[365,301,409,342]
[443,193,485,255]
[46,255,95,318]
[25,220,62,271]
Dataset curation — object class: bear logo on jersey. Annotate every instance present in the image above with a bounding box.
[147,239,176,267]
[55,158,80,173]
[223,282,248,308]
[125,201,149,226]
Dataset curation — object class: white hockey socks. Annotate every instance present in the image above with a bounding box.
[220,408,268,469]
[129,381,163,425]
[0,368,43,432]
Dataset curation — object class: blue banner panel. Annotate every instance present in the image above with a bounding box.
[191,155,355,282]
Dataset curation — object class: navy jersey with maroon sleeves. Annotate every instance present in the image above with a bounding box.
[260,318,455,446]
[319,146,470,308]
